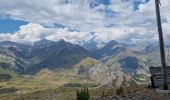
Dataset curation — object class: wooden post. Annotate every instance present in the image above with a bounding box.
[155,0,168,90]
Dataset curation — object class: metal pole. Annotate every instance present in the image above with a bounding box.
[155,0,168,90]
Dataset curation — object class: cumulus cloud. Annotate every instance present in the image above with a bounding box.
[0,22,157,45]
[0,23,135,44]
[0,23,94,44]
[0,0,170,45]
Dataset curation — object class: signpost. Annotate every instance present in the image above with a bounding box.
[155,0,168,90]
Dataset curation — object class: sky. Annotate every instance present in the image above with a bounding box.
[0,0,170,46]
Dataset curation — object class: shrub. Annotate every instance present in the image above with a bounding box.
[76,86,90,100]
[116,87,124,95]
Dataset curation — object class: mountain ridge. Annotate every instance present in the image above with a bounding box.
[1,39,168,87]
[0,39,88,74]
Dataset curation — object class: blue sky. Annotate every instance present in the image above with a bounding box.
[0,18,28,33]
[0,0,142,33]
[0,0,169,45]
[0,0,112,33]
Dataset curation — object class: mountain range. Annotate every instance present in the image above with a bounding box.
[1,39,170,87]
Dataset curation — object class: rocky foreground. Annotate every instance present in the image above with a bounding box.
[96,94,161,100]
[2,85,170,100]
[95,86,169,100]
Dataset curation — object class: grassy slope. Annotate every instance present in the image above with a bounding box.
[0,57,102,99]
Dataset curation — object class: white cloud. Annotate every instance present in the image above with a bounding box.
[0,22,157,45]
[0,0,170,45]
[0,0,106,32]
[0,23,95,44]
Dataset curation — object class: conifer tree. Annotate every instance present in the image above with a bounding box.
[76,86,90,100]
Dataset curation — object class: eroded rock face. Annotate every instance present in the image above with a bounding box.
[88,63,135,87]
[89,63,109,83]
